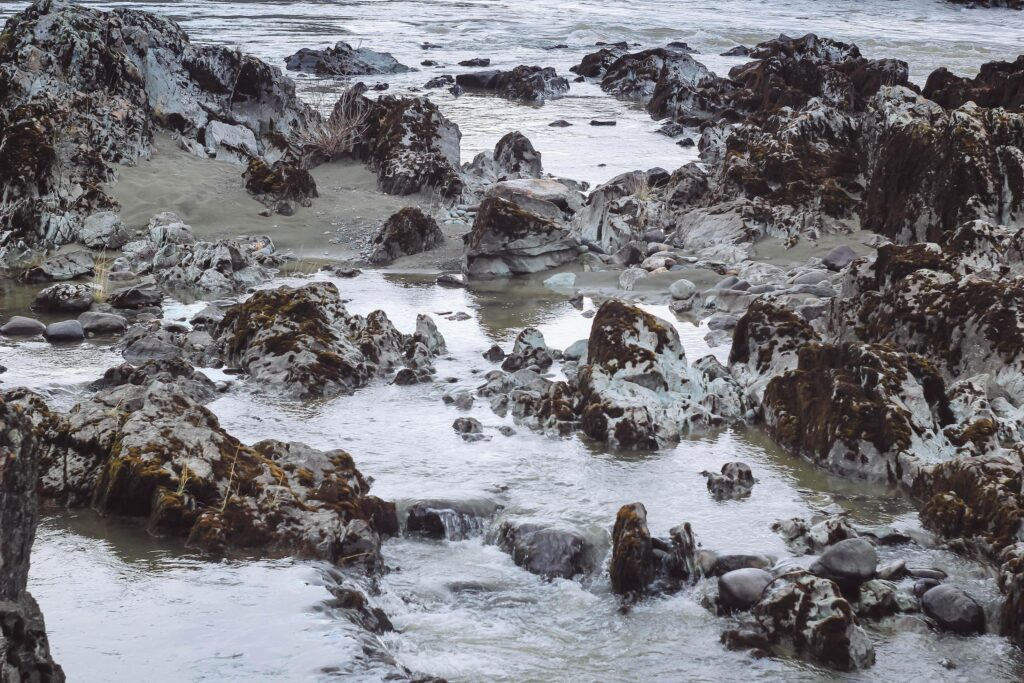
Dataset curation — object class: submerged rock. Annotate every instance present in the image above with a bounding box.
[809,538,877,589]
[456,65,570,102]
[497,522,595,579]
[405,499,499,540]
[718,568,773,611]
[703,462,755,500]
[921,584,986,635]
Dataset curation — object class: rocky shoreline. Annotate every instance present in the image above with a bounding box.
[1,0,1024,678]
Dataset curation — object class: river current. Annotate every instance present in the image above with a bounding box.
[2,0,1024,680]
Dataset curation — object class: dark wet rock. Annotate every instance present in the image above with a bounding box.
[405,499,498,540]
[326,581,394,635]
[452,417,482,435]
[22,250,94,283]
[750,571,875,670]
[922,54,1024,112]
[0,0,313,249]
[90,357,217,405]
[0,391,66,681]
[284,42,409,76]
[718,568,773,611]
[809,538,877,589]
[366,207,444,265]
[483,344,506,362]
[914,578,942,598]
[876,559,907,581]
[589,119,616,126]
[190,304,225,329]
[424,74,455,89]
[122,331,185,364]
[78,311,128,335]
[463,196,579,277]
[702,461,755,500]
[339,93,463,198]
[496,522,595,579]
[213,282,444,397]
[459,58,490,67]
[721,45,751,57]
[107,285,163,310]
[456,65,570,102]
[921,584,986,635]
[610,502,655,596]
[33,283,94,313]
[549,119,572,127]
[243,157,318,212]
[570,43,629,78]
[577,300,747,449]
[0,316,46,336]
[465,131,544,183]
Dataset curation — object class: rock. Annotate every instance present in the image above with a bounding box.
[33,283,94,313]
[853,579,918,620]
[424,75,455,89]
[705,553,775,576]
[465,132,544,183]
[0,391,67,681]
[482,344,506,362]
[78,311,128,335]
[284,42,410,76]
[405,499,497,540]
[921,584,986,635]
[0,316,46,336]
[80,212,131,249]
[366,207,444,265]
[0,0,312,248]
[452,417,483,434]
[822,245,857,271]
[810,538,877,589]
[214,283,444,397]
[752,572,875,671]
[876,559,907,581]
[543,272,576,290]
[703,461,755,500]
[610,502,655,596]
[501,328,553,372]
[243,158,318,211]
[721,45,751,57]
[774,515,860,555]
[618,267,647,291]
[149,213,196,246]
[549,120,572,127]
[563,339,588,362]
[463,196,579,277]
[719,568,773,611]
[107,285,163,310]
[669,278,697,300]
[459,58,490,67]
[22,250,94,283]
[497,522,595,579]
[456,65,570,102]
[590,119,616,126]
[922,54,1024,112]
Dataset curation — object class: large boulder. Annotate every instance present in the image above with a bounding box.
[214,282,444,397]
[463,196,579,277]
[21,250,94,282]
[610,503,655,596]
[456,65,569,102]
[284,42,409,76]
[921,584,986,635]
[0,0,313,248]
[464,131,544,184]
[922,54,1024,112]
[578,300,748,448]
[366,207,444,265]
[243,157,318,213]
[496,522,595,579]
[0,391,66,681]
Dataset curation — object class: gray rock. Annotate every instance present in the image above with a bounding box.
[563,339,588,361]
[22,251,94,283]
[719,568,773,611]
[0,316,46,336]
[497,522,595,579]
[78,311,128,335]
[405,499,499,540]
[34,283,94,313]
[921,584,985,635]
[822,245,857,271]
[44,320,85,342]
[80,212,131,249]
[367,207,444,265]
[810,538,877,588]
[285,42,410,76]
[669,278,697,300]
[706,313,739,331]
[107,285,164,310]
[453,417,483,434]
[792,270,830,285]
[702,461,755,500]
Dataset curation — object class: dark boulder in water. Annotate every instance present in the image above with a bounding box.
[610,502,655,596]
[457,65,570,102]
[405,499,499,540]
[284,42,410,76]
[921,584,986,635]
[497,522,595,579]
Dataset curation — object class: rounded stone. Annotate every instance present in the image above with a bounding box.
[0,316,46,336]
[669,278,697,300]
[719,568,773,611]
[921,584,985,635]
[44,320,85,342]
[810,538,877,587]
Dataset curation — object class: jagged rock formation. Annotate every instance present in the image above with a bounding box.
[366,207,444,265]
[0,393,65,681]
[213,282,446,397]
[0,0,313,249]
[455,66,570,102]
[463,131,544,186]
[284,42,409,76]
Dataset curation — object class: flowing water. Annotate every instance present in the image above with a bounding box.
[1,0,1023,680]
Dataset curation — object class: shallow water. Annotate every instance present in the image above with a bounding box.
[2,0,1023,679]
[5,271,1022,681]
[2,0,1022,185]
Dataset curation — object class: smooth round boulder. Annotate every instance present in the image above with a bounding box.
[669,278,697,300]
[719,568,773,611]
[822,245,857,271]
[0,316,46,336]
[78,311,128,335]
[44,320,85,342]
[922,584,985,635]
[810,538,877,588]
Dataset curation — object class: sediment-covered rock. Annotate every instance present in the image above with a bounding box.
[0,0,313,248]
[366,207,444,265]
[214,282,444,397]
[463,196,579,277]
